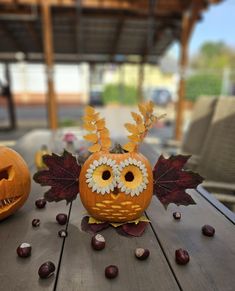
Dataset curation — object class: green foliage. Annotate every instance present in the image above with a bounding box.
[186,73,222,102]
[59,119,78,127]
[191,41,235,70]
[102,84,137,105]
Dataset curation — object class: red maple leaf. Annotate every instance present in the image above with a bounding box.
[33,150,81,203]
[153,155,204,208]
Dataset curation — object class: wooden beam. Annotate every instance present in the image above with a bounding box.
[175,5,201,140]
[137,63,144,102]
[41,2,58,130]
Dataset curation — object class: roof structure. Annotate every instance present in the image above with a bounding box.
[0,0,222,64]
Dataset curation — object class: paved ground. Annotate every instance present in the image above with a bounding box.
[0,104,174,145]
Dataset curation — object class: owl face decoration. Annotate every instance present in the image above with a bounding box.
[78,103,161,223]
[79,152,153,222]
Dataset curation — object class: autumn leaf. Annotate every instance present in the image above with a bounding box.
[138,103,147,118]
[88,143,102,153]
[125,123,139,135]
[100,128,110,139]
[128,134,141,143]
[137,123,145,133]
[131,112,143,124]
[84,133,98,143]
[83,113,99,123]
[83,122,96,131]
[146,100,154,113]
[100,137,112,149]
[33,150,81,203]
[85,106,95,115]
[122,142,137,152]
[96,118,105,130]
[153,155,204,208]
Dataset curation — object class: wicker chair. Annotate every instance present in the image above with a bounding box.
[196,97,235,210]
[157,96,217,161]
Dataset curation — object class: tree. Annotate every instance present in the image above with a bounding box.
[186,73,222,102]
[191,41,235,70]
[186,41,235,101]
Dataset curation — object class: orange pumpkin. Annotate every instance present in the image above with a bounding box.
[79,151,153,222]
[0,146,31,220]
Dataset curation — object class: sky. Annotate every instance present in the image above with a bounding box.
[169,0,235,58]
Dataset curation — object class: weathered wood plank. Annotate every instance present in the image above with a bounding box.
[0,130,70,290]
[142,142,235,291]
[0,175,71,290]
[146,192,235,291]
[56,197,180,291]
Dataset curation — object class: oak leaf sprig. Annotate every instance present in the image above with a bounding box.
[123,101,166,152]
[83,106,112,153]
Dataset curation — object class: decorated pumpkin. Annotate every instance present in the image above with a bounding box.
[77,104,159,223]
[0,146,31,220]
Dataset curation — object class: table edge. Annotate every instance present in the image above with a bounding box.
[197,185,235,224]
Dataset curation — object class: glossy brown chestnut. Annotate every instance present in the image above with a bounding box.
[175,248,190,265]
[56,213,67,225]
[35,198,47,209]
[17,243,32,258]
[32,218,40,227]
[135,248,150,260]
[38,261,56,279]
[173,212,181,220]
[202,224,215,237]
[91,234,105,250]
[105,265,118,279]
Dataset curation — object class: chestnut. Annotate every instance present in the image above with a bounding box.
[17,243,32,258]
[175,248,190,265]
[135,248,150,260]
[202,224,215,237]
[38,261,56,279]
[35,198,46,209]
[58,229,68,238]
[105,265,118,279]
[32,218,40,227]
[56,213,67,225]
[91,234,105,251]
[173,212,181,220]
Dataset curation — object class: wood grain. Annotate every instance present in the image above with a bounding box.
[0,174,71,290]
[0,130,69,290]
[146,192,235,291]
[56,197,180,291]
[142,143,235,291]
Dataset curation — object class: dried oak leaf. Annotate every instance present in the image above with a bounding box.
[153,155,204,208]
[33,150,81,203]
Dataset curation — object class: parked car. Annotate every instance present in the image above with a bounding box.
[89,90,104,106]
[146,88,172,107]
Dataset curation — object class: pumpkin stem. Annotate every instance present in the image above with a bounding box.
[110,143,126,154]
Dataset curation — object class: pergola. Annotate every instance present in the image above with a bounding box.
[0,0,222,139]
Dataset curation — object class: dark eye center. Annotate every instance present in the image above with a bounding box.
[102,170,111,180]
[125,171,134,182]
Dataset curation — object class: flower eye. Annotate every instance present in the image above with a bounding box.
[102,170,111,180]
[124,171,134,182]
[118,158,148,196]
[86,158,119,195]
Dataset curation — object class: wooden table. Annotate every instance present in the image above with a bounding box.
[1,130,235,291]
